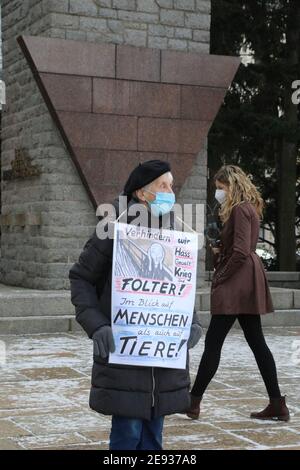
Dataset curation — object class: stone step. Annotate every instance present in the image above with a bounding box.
[0,283,299,335]
[0,315,80,335]
[0,291,73,317]
[0,284,77,334]
[197,310,300,328]
[195,287,300,312]
[1,309,299,335]
[1,288,297,316]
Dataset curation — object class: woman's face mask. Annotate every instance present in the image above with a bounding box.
[144,189,176,216]
[215,189,227,204]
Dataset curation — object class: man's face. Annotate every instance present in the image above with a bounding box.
[136,172,174,204]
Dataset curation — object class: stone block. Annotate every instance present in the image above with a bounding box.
[124,29,147,47]
[168,38,188,51]
[79,16,107,32]
[93,78,180,118]
[116,44,160,82]
[136,0,159,13]
[184,12,210,29]
[148,36,168,49]
[113,0,136,10]
[18,36,116,77]
[40,73,92,112]
[174,0,196,11]
[69,0,98,16]
[57,111,138,150]
[138,117,211,153]
[161,49,241,87]
[160,10,185,27]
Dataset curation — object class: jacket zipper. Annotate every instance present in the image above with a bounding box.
[151,367,155,407]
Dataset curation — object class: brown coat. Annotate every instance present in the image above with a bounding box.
[211,201,274,315]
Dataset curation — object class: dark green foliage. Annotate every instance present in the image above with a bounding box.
[208,0,300,270]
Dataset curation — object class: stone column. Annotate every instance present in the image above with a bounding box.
[0,0,211,289]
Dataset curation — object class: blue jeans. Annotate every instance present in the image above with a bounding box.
[109,415,164,450]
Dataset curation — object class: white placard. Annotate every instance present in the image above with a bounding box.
[109,222,198,369]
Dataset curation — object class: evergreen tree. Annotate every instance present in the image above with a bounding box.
[209,0,300,270]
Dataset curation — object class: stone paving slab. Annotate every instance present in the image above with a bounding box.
[0,327,299,450]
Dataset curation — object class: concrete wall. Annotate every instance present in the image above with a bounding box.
[0,0,211,289]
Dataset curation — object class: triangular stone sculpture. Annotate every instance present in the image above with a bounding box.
[18,35,240,209]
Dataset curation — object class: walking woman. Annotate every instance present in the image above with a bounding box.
[186,165,290,422]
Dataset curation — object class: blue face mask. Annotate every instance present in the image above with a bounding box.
[145,190,176,217]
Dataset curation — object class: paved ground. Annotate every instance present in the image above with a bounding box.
[0,326,299,450]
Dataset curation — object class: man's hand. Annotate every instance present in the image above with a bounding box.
[187,324,203,349]
[92,325,116,358]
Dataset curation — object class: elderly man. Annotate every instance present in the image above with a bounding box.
[69,160,202,451]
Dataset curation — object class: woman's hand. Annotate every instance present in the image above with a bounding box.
[210,244,221,256]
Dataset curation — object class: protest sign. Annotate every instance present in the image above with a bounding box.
[109,222,198,369]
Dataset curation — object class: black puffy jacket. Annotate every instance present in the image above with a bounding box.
[69,196,201,420]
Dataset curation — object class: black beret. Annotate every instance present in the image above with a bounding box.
[123,160,171,196]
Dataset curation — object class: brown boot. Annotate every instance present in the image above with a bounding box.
[186,394,202,420]
[250,396,290,422]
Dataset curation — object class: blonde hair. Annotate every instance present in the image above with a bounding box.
[213,165,264,223]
